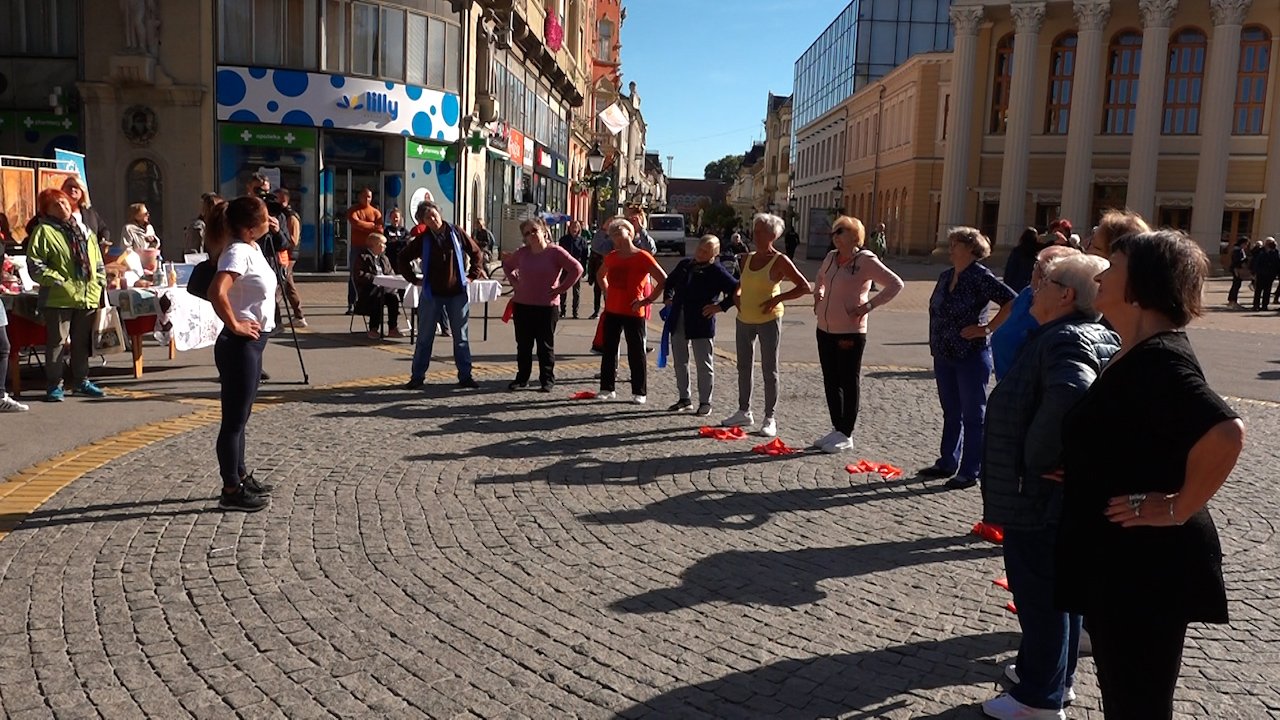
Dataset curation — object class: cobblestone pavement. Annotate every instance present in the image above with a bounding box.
[1,353,1277,719]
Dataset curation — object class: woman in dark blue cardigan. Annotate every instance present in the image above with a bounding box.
[663,236,739,416]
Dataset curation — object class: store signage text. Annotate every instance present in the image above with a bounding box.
[336,91,400,121]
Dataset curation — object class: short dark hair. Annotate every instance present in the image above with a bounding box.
[415,200,440,222]
[1109,229,1207,327]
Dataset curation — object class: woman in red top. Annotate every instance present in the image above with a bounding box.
[597,217,666,404]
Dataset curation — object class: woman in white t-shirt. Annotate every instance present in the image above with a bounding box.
[206,196,278,513]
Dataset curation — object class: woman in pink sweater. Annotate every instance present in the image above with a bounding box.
[502,217,583,392]
[812,215,904,453]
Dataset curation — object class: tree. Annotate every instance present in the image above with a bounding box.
[701,203,737,233]
[704,154,743,183]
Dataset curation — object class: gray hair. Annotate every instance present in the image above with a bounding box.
[604,216,633,236]
[1044,254,1109,317]
[752,213,785,240]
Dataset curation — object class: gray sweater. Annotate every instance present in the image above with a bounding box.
[981,313,1119,530]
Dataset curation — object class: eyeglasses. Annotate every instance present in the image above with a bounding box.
[522,229,541,237]
[832,228,847,236]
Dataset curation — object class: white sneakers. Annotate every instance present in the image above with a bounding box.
[596,390,616,400]
[981,694,1065,720]
[759,417,777,437]
[822,435,854,453]
[721,410,754,427]
[632,395,647,405]
[1004,664,1076,704]
[0,393,29,412]
[813,429,843,448]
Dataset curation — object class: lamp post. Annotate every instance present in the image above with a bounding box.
[587,142,605,230]
[832,179,844,214]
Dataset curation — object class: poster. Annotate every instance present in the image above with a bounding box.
[39,168,79,194]
[0,167,36,243]
[55,149,88,190]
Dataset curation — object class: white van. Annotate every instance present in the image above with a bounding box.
[647,214,688,256]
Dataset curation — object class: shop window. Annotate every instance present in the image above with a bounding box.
[1103,31,1142,134]
[351,2,378,76]
[0,0,78,56]
[1235,26,1271,135]
[324,0,346,72]
[126,160,163,239]
[426,16,446,88]
[380,7,405,81]
[220,0,317,69]
[407,13,427,86]
[1162,28,1206,135]
[1045,33,1076,135]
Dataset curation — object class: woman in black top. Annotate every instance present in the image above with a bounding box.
[1002,227,1041,292]
[1056,230,1245,719]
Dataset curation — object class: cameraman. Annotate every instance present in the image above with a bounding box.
[272,188,307,327]
[245,175,305,349]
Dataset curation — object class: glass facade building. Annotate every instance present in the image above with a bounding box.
[792,0,955,131]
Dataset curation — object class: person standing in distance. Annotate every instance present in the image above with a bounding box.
[206,196,277,512]
[272,187,306,328]
[558,219,590,318]
[399,201,487,390]
[346,188,382,314]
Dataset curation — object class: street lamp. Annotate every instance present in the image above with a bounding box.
[587,142,605,174]
[832,179,844,214]
[586,142,605,228]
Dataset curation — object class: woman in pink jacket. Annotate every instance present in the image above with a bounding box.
[812,215,904,453]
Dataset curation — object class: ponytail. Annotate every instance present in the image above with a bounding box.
[204,195,266,260]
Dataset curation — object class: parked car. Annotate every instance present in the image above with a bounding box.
[648,214,688,255]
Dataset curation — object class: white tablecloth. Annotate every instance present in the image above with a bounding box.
[108,286,223,351]
[371,276,502,310]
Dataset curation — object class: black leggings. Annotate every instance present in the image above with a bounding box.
[816,330,867,435]
[600,312,646,395]
[0,324,9,395]
[214,331,267,489]
[1086,612,1188,720]
[513,303,557,385]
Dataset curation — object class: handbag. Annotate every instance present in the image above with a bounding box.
[92,306,127,355]
[187,258,216,300]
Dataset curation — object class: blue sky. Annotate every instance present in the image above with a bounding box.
[620,0,843,179]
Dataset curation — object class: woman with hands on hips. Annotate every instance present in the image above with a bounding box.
[207,196,278,513]
[1055,230,1244,719]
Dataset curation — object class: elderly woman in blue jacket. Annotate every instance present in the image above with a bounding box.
[979,254,1118,719]
[663,235,739,416]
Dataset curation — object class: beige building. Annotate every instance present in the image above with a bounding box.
[761,94,793,213]
[941,0,1280,256]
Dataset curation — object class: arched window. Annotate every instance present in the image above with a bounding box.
[126,159,163,237]
[1235,25,1271,135]
[1103,31,1142,134]
[1045,33,1077,135]
[1162,28,1207,134]
[990,34,1014,134]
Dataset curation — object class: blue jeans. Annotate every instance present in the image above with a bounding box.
[932,350,991,478]
[410,291,472,382]
[1004,526,1081,710]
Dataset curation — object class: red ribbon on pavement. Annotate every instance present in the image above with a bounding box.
[844,459,904,479]
[699,426,747,441]
[972,521,1005,545]
[992,577,1010,592]
[570,391,597,400]
[751,438,799,456]
[1005,601,1018,615]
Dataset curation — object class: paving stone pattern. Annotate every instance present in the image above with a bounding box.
[0,360,1277,718]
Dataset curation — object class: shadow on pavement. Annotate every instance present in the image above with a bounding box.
[470,444,807,487]
[613,631,1016,719]
[3,497,215,530]
[580,475,942,531]
[611,535,1000,612]
[864,369,935,380]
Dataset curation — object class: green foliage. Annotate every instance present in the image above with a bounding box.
[704,154,743,183]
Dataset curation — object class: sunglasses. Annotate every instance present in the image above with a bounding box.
[832,228,848,236]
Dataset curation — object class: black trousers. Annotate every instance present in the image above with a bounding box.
[214,331,268,489]
[1227,274,1244,304]
[1085,612,1188,720]
[513,303,557,385]
[559,282,581,317]
[816,330,867,435]
[600,312,646,395]
[0,324,9,395]
[1253,275,1275,309]
[367,292,401,333]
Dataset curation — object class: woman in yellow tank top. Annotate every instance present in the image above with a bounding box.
[720,213,813,437]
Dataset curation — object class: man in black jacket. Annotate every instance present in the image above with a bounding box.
[557,219,589,318]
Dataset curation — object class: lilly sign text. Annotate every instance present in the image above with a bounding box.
[336,91,399,121]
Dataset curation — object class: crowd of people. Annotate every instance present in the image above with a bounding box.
[0,180,1248,717]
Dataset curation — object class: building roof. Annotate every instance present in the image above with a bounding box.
[767,93,792,114]
[741,142,766,168]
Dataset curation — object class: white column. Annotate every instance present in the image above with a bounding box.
[1263,37,1280,233]
[995,2,1047,247]
[936,5,986,252]
[1060,0,1112,227]
[1190,0,1253,256]
[1126,0,1179,220]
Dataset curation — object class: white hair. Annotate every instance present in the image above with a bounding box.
[752,213,785,240]
[1045,254,1109,317]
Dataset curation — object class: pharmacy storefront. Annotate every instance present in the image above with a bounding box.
[215,66,460,271]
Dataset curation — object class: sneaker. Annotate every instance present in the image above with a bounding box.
[1003,665,1076,705]
[694,403,712,417]
[45,387,65,402]
[344,308,354,315]
[822,435,854,454]
[588,312,599,320]
[218,488,270,513]
[241,472,274,495]
[295,317,308,328]
[457,378,480,389]
[633,395,647,405]
[721,410,754,427]
[980,692,1064,719]
[918,464,956,479]
[668,398,693,412]
[403,378,424,390]
[759,417,777,437]
[367,330,381,339]
[813,429,844,449]
[74,380,106,398]
[597,390,616,400]
[945,475,978,490]
[388,328,403,338]
[508,380,528,391]
[538,382,554,393]
[260,370,271,382]
[0,394,29,412]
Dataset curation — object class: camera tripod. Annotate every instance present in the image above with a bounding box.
[260,231,310,385]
